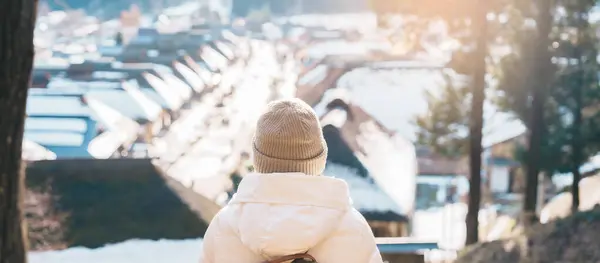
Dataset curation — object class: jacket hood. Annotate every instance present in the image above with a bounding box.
[229,172,352,258]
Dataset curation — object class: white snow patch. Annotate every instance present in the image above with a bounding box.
[29,239,203,263]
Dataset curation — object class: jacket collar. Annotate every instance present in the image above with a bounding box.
[230,173,352,210]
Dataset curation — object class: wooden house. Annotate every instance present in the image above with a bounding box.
[483,131,527,195]
[415,150,469,207]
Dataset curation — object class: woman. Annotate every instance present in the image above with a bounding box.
[200,98,383,263]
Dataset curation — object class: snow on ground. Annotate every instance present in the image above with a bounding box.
[29,239,203,263]
[413,204,467,250]
[413,203,499,252]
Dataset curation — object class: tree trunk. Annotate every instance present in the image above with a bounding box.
[0,0,38,262]
[523,0,552,227]
[570,0,586,215]
[465,0,488,246]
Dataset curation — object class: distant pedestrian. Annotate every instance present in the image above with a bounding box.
[199,98,383,263]
[115,32,123,46]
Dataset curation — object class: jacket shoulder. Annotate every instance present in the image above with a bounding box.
[335,207,373,236]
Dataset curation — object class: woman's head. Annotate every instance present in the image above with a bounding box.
[252,98,328,175]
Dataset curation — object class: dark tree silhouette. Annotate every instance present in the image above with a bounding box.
[0,0,38,262]
[465,0,488,245]
[522,0,552,227]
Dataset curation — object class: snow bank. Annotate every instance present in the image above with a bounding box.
[29,239,203,263]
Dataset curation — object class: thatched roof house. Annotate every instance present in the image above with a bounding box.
[318,97,418,236]
[295,63,347,106]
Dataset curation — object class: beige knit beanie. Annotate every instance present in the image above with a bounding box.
[252,98,328,175]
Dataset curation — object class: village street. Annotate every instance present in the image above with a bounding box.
[151,40,294,206]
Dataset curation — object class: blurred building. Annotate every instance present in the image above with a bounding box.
[231,0,368,18]
[319,97,417,237]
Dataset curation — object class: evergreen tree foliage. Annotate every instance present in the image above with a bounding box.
[495,1,600,172]
[382,0,503,245]
[495,0,600,213]
[415,73,471,158]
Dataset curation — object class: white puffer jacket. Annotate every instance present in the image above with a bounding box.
[199,172,383,263]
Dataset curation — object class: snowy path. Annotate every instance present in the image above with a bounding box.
[161,40,289,204]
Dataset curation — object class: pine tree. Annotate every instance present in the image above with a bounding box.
[493,1,552,225]
[386,0,504,245]
[415,73,470,158]
[495,0,600,220]
[551,0,600,213]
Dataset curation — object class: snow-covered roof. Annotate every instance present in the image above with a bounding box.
[482,112,526,148]
[305,40,391,60]
[335,66,529,145]
[367,60,445,70]
[285,13,377,32]
[87,131,127,159]
[25,130,85,147]
[22,139,56,161]
[336,68,445,140]
[27,95,92,118]
[319,97,418,215]
[325,163,403,216]
[86,89,158,122]
[297,64,328,86]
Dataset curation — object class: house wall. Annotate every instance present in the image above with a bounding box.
[489,135,526,160]
[485,135,527,194]
[490,166,510,193]
[369,220,408,237]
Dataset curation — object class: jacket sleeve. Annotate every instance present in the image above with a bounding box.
[199,215,220,263]
[363,216,385,263]
[310,209,384,263]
